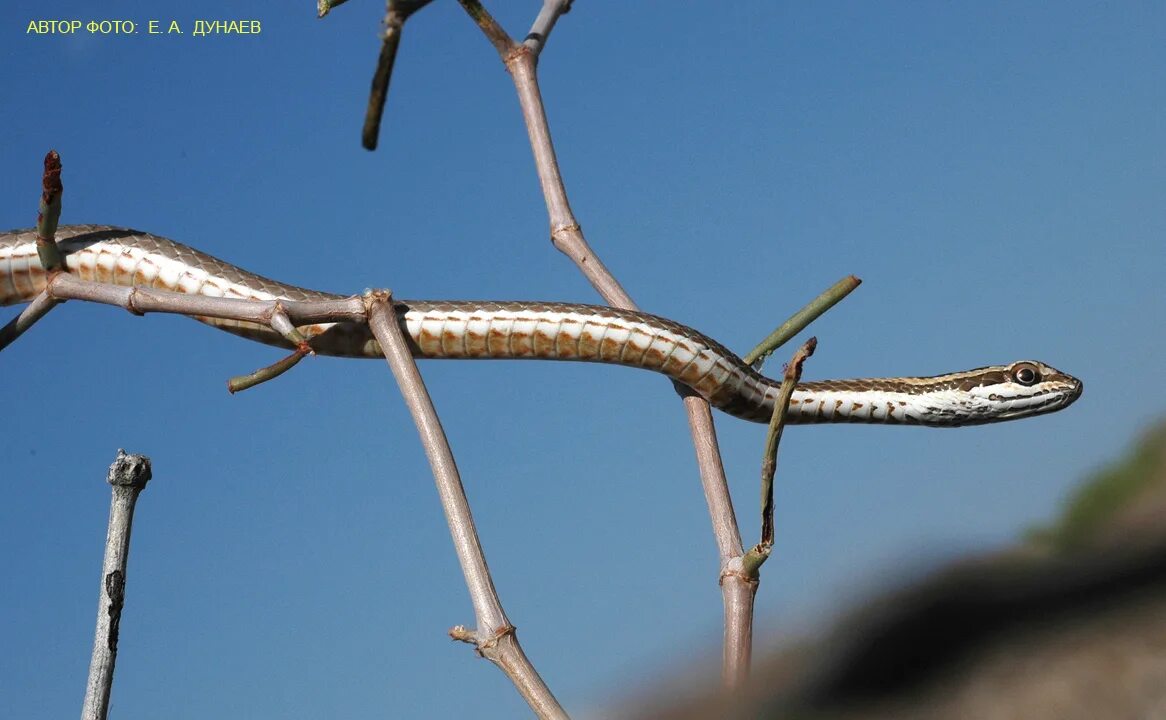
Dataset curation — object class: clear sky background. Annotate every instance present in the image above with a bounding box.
[1,2,1163,718]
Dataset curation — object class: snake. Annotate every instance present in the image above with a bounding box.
[0,225,1082,426]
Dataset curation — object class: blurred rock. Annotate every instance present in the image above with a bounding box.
[623,419,1166,720]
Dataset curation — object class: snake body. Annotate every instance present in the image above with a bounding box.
[0,225,1082,426]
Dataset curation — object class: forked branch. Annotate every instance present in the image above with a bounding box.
[455,0,753,687]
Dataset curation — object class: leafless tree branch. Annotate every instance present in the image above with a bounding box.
[524,0,574,57]
[366,291,567,719]
[456,0,758,687]
[2,153,66,350]
[81,450,153,720]
[361,0,436,150]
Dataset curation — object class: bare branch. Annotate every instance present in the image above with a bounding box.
[682,391,744,561]
[684,392,756,686]
[724,338,816,688]
[362,0,436,150]
[43,272,367,327]
[720,568,758,689]
[81,450,153,720]
[366,290,505,627]
[0,272,368,393]
[363,23,405,151]
[524,0,574,57]
[0,290,59,352]
[456,0,516,57]
[753,337,817,561]
[461,0,756,687]
[365,291,566,720]
[509,53,637,305]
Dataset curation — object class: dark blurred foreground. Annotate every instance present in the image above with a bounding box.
[624,420,1166,720]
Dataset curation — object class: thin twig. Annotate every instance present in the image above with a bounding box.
[0,290,59,352]
[363,22,404,151]
[81,450,153,720]
[509,55,637,306]
[456,0,516,57]
[361,0,435,151]
[6,152,69,348]
[36,150,65,272]
[316,0,348,18]
[743,337,817,577]
[457,1,634,303]
[365,291,567,720]
[0,271,370,392]
[228,350,308,393]
[743,275,859,369]
[43,272,366,327]
[226,293,313,393]
[524,0,573,56]
[729,338,815,688]
[684,396,744,561]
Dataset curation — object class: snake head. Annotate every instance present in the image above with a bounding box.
[962,359,1083,423]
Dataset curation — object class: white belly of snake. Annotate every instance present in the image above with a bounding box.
[0,225,1083,426]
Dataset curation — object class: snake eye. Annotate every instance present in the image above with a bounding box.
[1012,363,1041,386]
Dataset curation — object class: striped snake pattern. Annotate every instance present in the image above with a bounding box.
[0,226,1082,426]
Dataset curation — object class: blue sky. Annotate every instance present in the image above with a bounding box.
[2,2,1163,717]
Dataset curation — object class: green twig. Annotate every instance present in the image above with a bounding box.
[316,0,349,18]
[742,336,817,578]
[36,150,64,273]
[743,275,860,370]
[227,350,308,393]
[4,150,69,352]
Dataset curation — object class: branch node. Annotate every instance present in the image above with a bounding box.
[484,623,517,647]
[447,623,517,657]
[269,303,313,354]
[124,287,146,316]
[720,565,761,588]
[503,42,531,67]
[362,288,394,311]
[456,0,517,58]
[740,544,773,579]
[549,222,580,245]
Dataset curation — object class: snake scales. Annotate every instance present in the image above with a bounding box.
[0,225,1082,426]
